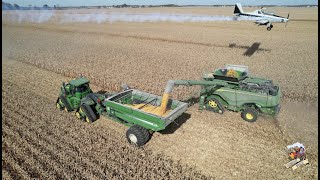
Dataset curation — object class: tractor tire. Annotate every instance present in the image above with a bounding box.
[241,107,259,122]
[75,108,85,120]
[56,98,63,110]
[59,95,73,112]
[205,97,225,114]
[80,104,97,123]
[126,125,150,147]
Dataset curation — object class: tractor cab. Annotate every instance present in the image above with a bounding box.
[67,77,92,99]
[57,76,93,111]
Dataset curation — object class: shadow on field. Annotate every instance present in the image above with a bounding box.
[184,96,200,107]
[159,113,191,134]
[229,42,271,57]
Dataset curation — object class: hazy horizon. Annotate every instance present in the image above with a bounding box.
[3,0,318,7]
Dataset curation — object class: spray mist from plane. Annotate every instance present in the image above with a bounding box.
[2,10,259,24]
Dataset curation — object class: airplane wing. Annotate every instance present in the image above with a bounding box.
[263,12,275,15]
[254,19,269,25]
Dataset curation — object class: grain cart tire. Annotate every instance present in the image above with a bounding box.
[80,104,97,123]
[205,97,225,114]
[241,107,259,122]
[126,125,150,147]
[59,96,72,112]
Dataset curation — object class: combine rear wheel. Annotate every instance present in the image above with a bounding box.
[80,104,97,123]
[241,107,259,122]
[126,125,150,147]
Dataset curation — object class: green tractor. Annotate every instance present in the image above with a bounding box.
[56,76,93,112]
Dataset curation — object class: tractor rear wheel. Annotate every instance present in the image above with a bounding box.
[205,97,224,114]
[241,107,259,122]
[80,104,97,123]
[126,125,150,147]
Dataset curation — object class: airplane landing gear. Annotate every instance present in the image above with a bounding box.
[267,24,273,31]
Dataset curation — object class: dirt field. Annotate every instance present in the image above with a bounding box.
[2,6,318,179]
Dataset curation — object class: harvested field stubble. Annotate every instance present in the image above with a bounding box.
[2,6,318,179]
[2,80,212,179]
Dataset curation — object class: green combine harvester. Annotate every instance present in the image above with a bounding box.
[160,64,281,122]
[56,64,281,146]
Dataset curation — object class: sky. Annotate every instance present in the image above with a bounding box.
[4,0,318,7]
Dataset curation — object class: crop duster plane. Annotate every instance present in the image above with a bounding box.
[233,3,289,31]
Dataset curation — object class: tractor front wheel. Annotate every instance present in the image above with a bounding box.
[56,98,63,110]
[59,96,73,112]
[126,125,150,147]
[241,107,259,122]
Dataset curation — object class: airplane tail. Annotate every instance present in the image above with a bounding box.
[234,3,244,15]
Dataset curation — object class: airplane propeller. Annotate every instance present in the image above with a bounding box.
[285,13,290,27]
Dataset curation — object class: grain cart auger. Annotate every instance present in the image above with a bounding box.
[159,64,281,122]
